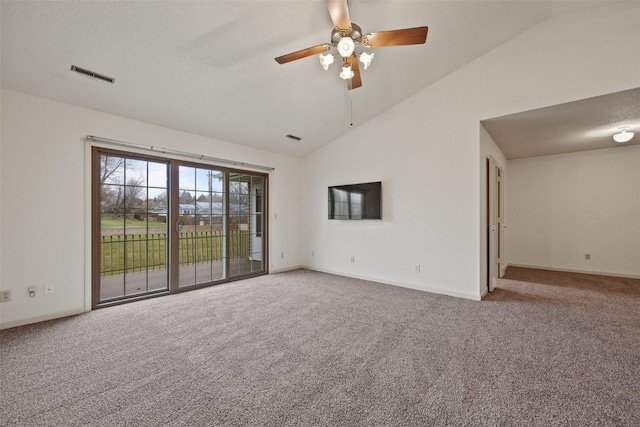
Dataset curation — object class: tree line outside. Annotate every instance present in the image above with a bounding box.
[100,156,251,221]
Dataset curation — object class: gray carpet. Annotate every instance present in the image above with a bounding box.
[1,268,639,426]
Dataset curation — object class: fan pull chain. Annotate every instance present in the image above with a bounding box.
[347,79,353,127]
[340,78,354,132]
[350,89,353,127]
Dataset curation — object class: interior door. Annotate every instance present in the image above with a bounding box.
[497,166,506,277]
[487,157,500,292]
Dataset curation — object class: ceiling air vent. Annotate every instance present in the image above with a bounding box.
[286,134,302,141]
[70,65,115,84]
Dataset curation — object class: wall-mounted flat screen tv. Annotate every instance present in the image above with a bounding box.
[328,181,382,220]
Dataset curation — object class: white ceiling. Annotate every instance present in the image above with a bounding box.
[0,1,616,158]
[483,87,640,160]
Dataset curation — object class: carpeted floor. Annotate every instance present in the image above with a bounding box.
[1,267,639,426]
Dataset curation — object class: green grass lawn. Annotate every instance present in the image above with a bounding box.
[101,215,166,228]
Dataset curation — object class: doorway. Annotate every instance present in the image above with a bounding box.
[487,156,505,292]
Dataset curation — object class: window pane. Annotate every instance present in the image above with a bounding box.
[178,166,227,288]
[230,194,249,214]
[251,175,263,190]
[210,172,224,192]
[126,159,148,186]
[97,153,168,304]
[179,166,195,191]
[100,155,125,185]
[195,168,211,191]
[148,162,167,188]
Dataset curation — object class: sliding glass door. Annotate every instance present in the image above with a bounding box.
[177,165,226,288]
[93,148,267,308]
[229,173,264,277]
[96,153,170,302]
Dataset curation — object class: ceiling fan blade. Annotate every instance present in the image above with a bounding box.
[346,55,362,90]
[362,26,428,47]
[275,44,330,64]
[326,0,352,31]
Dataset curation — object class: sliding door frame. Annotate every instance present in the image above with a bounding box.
[92,147,269,308]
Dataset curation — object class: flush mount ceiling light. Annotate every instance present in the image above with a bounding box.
[613,128,635,143]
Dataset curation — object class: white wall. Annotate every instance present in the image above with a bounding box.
[0,91,3,312]
[301,64,484,300]
[508,145,640,277]
[300,2,640,300]
[0,90,301,329]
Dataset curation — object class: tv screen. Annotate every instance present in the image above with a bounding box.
[328,181,382,220]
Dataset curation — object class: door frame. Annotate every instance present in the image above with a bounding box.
[487,156,505,292]
[250,184,263,262]
[91,147,269,308]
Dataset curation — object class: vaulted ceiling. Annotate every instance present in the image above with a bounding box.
[1,1,616,157]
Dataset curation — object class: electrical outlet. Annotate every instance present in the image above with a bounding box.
[28,286,38,298]
[0,290,11,303]
[45,284,54,295]
[350,256,355,263]
[585,254,591,260]
[311,250,315,257]
[415,264,421,273]
[281,252,284,259]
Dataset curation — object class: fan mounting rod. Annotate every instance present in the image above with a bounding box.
[331,23,362,45]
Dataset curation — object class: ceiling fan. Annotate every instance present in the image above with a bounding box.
[275,0,428,90]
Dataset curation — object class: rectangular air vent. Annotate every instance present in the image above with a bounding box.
[70,65,115,84]
[286,134,302,141]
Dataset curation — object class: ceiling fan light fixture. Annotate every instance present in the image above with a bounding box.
[359,52,374,69]
[340,64,354,80]
[319,53,335,70]
[274,0,429,90]
[613,129,635,143]
[337,37,355,57]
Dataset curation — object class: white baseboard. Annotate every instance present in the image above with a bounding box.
[506,263,640,280]
[269,265,304,274]
[0,308,85,330]
[302,265,481,301]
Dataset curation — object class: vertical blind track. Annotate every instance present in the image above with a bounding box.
[85,135,275,172]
